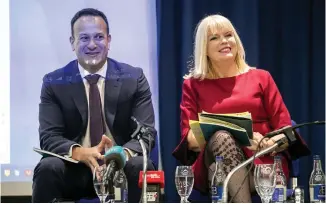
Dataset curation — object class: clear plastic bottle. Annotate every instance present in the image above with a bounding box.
[271,156,287,203]
[309,155,325,203]
[211,156,225,203]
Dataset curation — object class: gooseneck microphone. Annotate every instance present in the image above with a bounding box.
[130,116,153,203]
[130,116,149,139]
[265,121,325,144]
[223,120,325,203]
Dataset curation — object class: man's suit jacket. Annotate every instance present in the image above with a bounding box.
[38,58,156,156]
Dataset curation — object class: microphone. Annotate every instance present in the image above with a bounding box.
[138,171,165,203]
[103,146,127,201]
[130,116,149,139]
[104,146,127,176]
[265,121,325,144]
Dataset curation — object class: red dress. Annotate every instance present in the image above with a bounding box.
[172,68,310,193]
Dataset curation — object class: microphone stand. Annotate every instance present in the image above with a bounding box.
[130,117,150,203]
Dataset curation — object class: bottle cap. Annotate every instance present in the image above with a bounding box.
[313,155,320,160]
[291,177,298,187]
[215,156,223,161]
[274,155,282,160]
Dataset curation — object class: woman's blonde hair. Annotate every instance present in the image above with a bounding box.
[185,14,248,80]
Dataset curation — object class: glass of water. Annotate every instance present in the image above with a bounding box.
[175,166,194,203]
[93,165,109,203]
[254,164,263,198]
[255,164,276,203]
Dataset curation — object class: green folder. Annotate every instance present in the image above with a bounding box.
[199,122,251,146]
[200,112,253,139]
[189,112,253,148]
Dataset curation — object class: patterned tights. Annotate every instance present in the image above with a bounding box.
[204,130,255,202]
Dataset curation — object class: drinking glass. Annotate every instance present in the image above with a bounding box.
[175,166,194,203]
[254,164,276,203]
[254,164,263,198]
[93,165,109,203]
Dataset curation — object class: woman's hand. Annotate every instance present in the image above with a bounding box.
[260,133,289,156]
[248,132,267,151]
[187,130,202,152]
[248,132,289,156]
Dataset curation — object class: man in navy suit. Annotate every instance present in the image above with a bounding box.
[32,8,156,202]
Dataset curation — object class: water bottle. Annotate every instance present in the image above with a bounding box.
[309,155,325,203]
[113,170,128,203]
[271,156,287,203]
[294,186,304,203]
[211,156,225,203]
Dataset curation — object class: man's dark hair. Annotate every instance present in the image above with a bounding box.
[71,8,109,37]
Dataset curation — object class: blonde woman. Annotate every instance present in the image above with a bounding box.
[172,14,310,202]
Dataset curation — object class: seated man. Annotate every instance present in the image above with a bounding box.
[32,8,156,203]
